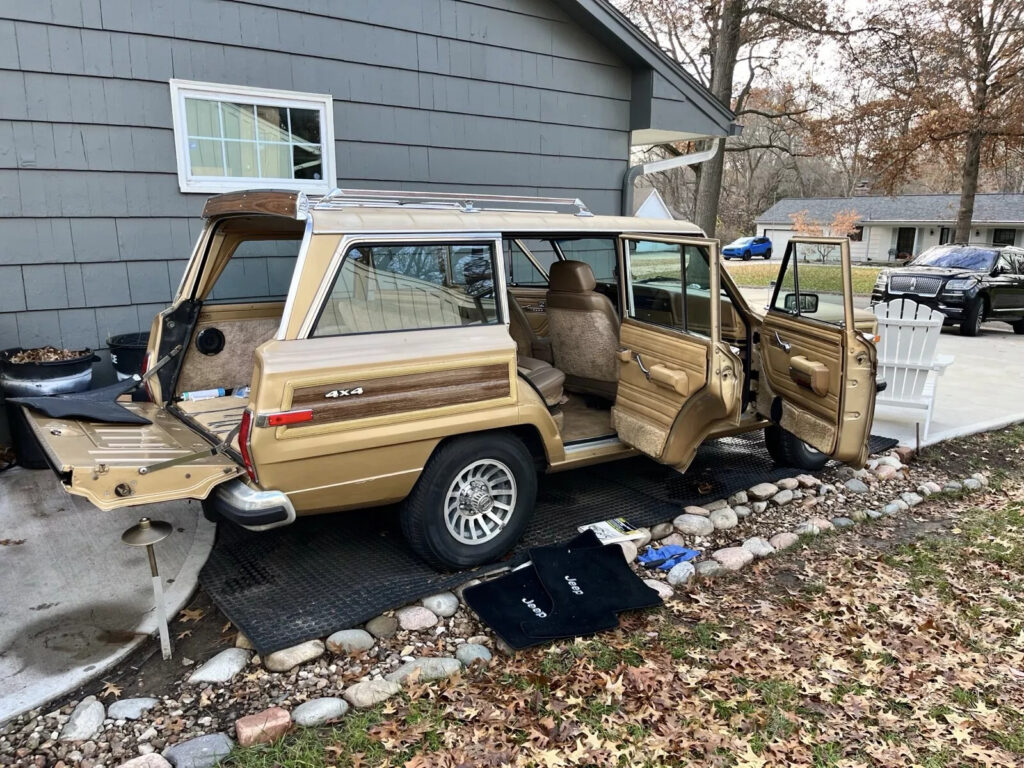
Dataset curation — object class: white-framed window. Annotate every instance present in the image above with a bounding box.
[169,79,336,194]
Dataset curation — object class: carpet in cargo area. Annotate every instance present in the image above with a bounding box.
[200,433,900,654]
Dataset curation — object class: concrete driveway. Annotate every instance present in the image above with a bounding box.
[734,286,1024,447]
[0,468,213,724]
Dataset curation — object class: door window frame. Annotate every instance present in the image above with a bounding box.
[619,234,723,342]
[299,233,507,339]
[767,237,855,330]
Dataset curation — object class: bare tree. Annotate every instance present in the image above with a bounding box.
[622,0,838,235]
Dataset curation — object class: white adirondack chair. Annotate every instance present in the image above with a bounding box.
[872,298,954,439]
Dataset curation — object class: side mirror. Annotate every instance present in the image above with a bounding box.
[784,292,819,313]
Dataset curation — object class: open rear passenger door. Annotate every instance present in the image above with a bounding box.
[611,236,743,471]
[758,237,877,466]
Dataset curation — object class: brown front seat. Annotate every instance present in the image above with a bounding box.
[545,261,619,400]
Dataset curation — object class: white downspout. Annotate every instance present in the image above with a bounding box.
[621,139,721,218]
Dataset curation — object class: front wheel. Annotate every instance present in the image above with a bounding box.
[400,432,538,570]
[764,425,828,471]
[959,297,984,336]
[763,248,772,260]
[742,250,752,261]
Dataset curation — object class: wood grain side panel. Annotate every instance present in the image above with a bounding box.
[291,364,511,424]
[202,190,301,219]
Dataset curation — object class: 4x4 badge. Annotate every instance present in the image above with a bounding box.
[325,387,364,399]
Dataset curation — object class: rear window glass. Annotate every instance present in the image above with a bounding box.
[555,238,618,282]
[206,238,301,303]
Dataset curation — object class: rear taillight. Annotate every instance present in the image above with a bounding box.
[238,409,258,483]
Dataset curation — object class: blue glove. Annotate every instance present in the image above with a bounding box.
[637,544,701,570]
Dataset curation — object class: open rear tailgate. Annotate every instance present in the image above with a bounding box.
[21,402,242,510]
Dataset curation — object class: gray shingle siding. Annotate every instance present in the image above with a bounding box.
[757,194,1024,225]
[0,0,724,356]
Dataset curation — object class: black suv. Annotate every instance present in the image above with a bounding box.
[870,244,1024,336]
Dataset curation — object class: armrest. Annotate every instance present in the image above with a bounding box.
[932,354,954,372]
[649,364,691,396]
[789,355,830,397]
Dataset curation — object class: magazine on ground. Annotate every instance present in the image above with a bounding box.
[577,517,646,545]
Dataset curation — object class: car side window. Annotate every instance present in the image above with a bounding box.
[770,242,846,326]
[502,240,547,286]
[625,239,713,336]
[311,241,499,336]
[998,254,1016,274]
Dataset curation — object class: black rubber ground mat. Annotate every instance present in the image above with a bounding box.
[201,433,900,654]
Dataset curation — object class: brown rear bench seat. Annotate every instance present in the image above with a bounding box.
[517,356,565,407]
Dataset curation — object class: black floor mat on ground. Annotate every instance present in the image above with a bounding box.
[200,433,900,654]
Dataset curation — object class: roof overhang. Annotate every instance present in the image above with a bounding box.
[553,0,738,142]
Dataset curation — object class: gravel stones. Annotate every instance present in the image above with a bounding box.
[794,522,820,536]
[396,605,438,631]
[850,509,868,522]
[292,697,349,727]
[107,698,159,721]
[883,502,902,516]
[421,592,459,618]
[712,547,754,571]
[365,615,399,639]
[660,533,688,548]
[666,561,695,586]
[60,696,105,742]
[343,680,401,709]
[235,707,291,747]
[876,455,903,469]
[771,489,794,506]
[263,640,325,673]
[875,464,898,480]
[777,478,800,491]
[643,579,674,599]
[733,505,752,519]
[650,522,674,540]
[844,478,870,494]
[809,517,834,531]
[682,505,710,517]
[742,537,775,558]
[970,473,989,487]
[795,474,818,488]
[901,491,924,507]
[118,756,172,768]
[769,532,799,550]
[187,648,250,684]
[749,482,780,501]
[832,517,855,528]
[634,528,652,548]
[963,477,983,491]
[326,629,375,654]
[162,733,233,768]
[673,514,714,536]
[385,657,462,684]
[943,480,963,492]
[455,643,493,666]
[751,501,768,514]
[919,481,943,495]
[696,560,723,578]
[866,508,884,519]
[704,499,730,512]
[709,507,738,530]
[728,490,748,505]
[617,540,639,562]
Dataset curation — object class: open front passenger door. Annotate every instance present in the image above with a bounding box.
[758,237,877,466]
[611,236,743,471]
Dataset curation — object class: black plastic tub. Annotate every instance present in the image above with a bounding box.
[0,347,98,468]
[108,332,150,381]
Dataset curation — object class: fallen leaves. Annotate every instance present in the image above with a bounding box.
[98,680,121,699]
[178,607,205,623]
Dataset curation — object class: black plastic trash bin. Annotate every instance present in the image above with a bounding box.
[0,347,98,468]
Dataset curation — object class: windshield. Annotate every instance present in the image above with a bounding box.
[910,245,997,271]
[726,238,753,248]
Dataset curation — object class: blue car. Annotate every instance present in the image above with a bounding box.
[723,236,772,260]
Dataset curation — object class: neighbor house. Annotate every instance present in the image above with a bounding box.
[0,0,736,362]
[755,194,1024,263]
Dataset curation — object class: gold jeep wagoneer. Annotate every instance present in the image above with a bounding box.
[22,189,877,569]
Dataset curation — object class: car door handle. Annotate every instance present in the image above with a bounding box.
[772,331,791,353]
[523,302,546,312]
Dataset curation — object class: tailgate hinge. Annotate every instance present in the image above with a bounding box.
[137,424,241,476]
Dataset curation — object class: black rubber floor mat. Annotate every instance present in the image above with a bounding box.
[201,433,899,654]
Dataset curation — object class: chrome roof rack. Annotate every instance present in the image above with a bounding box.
[311,188,594,217]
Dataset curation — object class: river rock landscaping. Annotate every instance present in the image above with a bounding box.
[2,425,1023,767]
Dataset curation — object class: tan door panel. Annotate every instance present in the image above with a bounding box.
[759,237,877,465]
[509,286,549,335]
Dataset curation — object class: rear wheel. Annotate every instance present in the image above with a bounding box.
[764,424,828,471]
[959,297,984,336]
[400,432,537,570]
[1012,318,1024,335]
[742,250,752,261]
[764,248,773,260]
